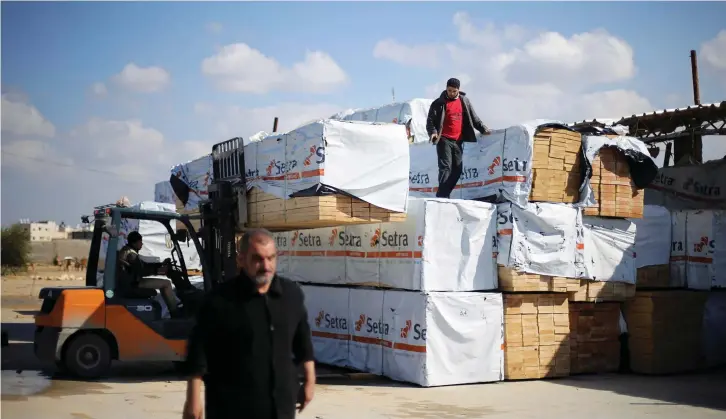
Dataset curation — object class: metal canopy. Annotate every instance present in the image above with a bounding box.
[569,101,726,144]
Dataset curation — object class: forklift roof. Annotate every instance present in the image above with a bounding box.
[94,206,186,222]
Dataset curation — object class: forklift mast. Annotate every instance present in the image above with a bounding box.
[200,137,247,286]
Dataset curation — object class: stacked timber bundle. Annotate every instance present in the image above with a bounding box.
[624,290,709,374]
[568,280,636,303]
[247,189,406,230]
[245,119,409,230]
[569,302,621,374]
[584,147,644,219]
[503,294,571,380]
[529,127,583,204]
[497,267,580,293]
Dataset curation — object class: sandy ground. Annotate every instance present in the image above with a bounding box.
[2,274,726,419]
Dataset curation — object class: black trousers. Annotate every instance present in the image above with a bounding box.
[435,137,464,198]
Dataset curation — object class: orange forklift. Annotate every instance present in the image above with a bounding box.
[33,138,247,378]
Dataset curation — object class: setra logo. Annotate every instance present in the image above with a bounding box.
[693,236,715,253]
[329,229,338,246]
[315,310,324,327]
[355,314,366,331]
[417,235,423,246]
[488,157,501,175]
[292,231,322,247]
[400,319,427,340]
[291,231,300,247]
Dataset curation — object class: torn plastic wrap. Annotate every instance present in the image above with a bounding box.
[169,155,213,212]
[496,202,586,278]
[578,135,658,208]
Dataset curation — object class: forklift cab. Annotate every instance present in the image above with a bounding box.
[34,205,211,378]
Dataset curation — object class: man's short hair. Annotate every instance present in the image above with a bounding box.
[127,231,142,244]
[446,78,461,89]
[238,229,275,254]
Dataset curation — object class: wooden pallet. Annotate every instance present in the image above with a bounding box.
[569,302,621,374]
[624,290,709,374]
[529,128,583,203]
[583,147,644,218]
[636,264,679,289]
[503,294,571,380]
[498,266,580,293]
[568,280,636,302]
[248,188,405,230]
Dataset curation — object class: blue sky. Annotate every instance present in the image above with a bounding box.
[2,1,725,225]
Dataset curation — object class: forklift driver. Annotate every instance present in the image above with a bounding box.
[118,231,181,318]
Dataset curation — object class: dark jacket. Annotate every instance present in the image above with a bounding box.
[426,90,490,143]
[184,274,314,419]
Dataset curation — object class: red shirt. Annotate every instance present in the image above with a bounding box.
[440,97,463,141]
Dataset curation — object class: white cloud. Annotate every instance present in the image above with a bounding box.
[1,93,56,137]
[701,30,726,72]
[112,63,171,93]
[194,101,340,141]
[90,82,107,97]
[372,12,651,128]
[201,43,348,94]
[206,21,223,34]
[372,39,441,68]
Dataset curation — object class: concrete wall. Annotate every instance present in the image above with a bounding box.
[30,239,92,263]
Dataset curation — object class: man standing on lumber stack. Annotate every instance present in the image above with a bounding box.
[426,78,492,198]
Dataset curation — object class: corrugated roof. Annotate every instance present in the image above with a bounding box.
[568,101,726,128]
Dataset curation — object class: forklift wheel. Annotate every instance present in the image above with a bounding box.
[64,333,111,379]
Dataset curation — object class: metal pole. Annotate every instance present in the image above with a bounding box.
[690,50,701,105]
[272,117,279,133]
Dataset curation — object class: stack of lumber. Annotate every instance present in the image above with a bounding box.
[247,188,406,230]
[624,290,709,374]
[498,267,580,293]
[503,294,571,380]
[529,128,583,203]
[569,302,621,374]
[636,264,676,289]
[569,280,636,303]
[584,147,644,219]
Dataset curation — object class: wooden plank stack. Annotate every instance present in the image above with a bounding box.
[503,294,571,380]
[624,290,709,374]
[584,147,644,219]
[569,280,636,303]
[569,302,621,374]
[498,267,580,293]
[247,188,406,230]
[529,128,583,203]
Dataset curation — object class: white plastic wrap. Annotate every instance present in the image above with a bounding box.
[629,205,671,268]
[282,198,497,292]
[496,202,586,278]
[671,210,724,290]
[252,119,410,213]
[170,155,212,212]
[301,285,504,387]
[582,216,637,284]
[334,99,434,144]
[303,285,350,368]
[153,181,176,205]
[100,201,202,271]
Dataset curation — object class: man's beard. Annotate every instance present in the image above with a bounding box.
[252,272,272,285]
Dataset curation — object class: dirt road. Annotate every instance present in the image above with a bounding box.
[2,276,725,419]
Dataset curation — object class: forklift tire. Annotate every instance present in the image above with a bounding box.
[64,333,112,379]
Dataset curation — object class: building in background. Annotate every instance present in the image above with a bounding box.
[17,219,93,242]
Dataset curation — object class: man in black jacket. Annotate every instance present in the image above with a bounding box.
[182,229,316,419]
[426,78,492,198]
